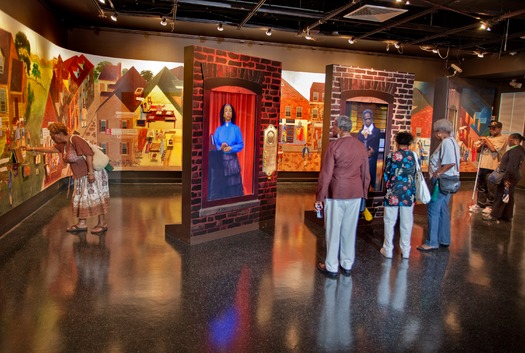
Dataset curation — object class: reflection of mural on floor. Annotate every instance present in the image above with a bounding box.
[278,152,321,171]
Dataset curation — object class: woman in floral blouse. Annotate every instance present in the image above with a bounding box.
[381,131,416,259]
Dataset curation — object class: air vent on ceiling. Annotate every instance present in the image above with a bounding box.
[344,5,408,23]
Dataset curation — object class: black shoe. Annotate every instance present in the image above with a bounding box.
[317,262,338,278]
[339,265,352,276]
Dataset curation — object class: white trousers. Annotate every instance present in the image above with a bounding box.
[324,198,361,272]
[383,205,414,257]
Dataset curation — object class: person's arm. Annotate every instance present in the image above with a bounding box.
[24,145,59,154]
[227,126,244,153]
[315,144,335,207]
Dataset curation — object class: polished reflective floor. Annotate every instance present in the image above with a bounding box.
[1,182,524,353]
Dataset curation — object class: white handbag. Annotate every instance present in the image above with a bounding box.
[413,152,431,204]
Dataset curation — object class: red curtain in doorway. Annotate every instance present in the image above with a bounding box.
[208,90,256,196]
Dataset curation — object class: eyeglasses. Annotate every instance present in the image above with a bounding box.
[489,127,497,129]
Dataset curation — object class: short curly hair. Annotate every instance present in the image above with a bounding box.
[48,122,69,136]
[395,131,414,146]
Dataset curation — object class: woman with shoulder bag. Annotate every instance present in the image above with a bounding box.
[417,119,460,251]
[25,123,110,234]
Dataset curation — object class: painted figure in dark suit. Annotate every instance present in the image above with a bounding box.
[358,109,381,190]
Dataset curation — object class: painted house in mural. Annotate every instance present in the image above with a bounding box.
[98,62,121,97]
[0,29,28,136]
[279,80,310,148]
[309,82,324,151]
[133,66,183,169]
[63,54,94,130]
[97,66,147,168]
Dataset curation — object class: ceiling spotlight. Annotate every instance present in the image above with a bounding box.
[480,22,491,31]
[110,12,118,21]
[217,23,224,31]
[474,50,485,58]
[406,0,410,4]
[432,48,439,53]
[348,37,355,44]
[305,29,312,40]
[386,43,390,51]
[266,28,272,36]
[394,42,400,49]
[98,0,106,4]
[510,79,523,89]
[160,17,167,26]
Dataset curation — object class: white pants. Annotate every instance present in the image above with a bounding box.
[383,205,414,257]
[324,198,361,272]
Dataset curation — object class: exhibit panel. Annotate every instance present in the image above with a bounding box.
[324,65,415,218]
[165,46,282,245]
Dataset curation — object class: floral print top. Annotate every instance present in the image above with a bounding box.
[383,149,417,206]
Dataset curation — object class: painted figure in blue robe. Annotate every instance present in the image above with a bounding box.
[209,103,244,200]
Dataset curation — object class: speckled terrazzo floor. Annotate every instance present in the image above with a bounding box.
[1,182,524,353]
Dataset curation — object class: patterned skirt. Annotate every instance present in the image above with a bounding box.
[72,169,110,218]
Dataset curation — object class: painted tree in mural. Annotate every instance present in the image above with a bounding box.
[94,61,112,81]
[140,70,153,82]
[14,32,31,75]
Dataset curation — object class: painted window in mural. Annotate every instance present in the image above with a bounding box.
[204,89,257,203]
[346,99,388,192]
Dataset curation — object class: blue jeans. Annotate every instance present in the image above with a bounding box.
[425,187,451,247]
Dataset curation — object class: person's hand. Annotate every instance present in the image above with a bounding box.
[367,146,374,157]
[314,201,323,210]
[87,172,95,183]
[504,180,511,188]
[223,146,232,152]
[220,142,228,150]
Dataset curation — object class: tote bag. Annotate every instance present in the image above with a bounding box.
[70,135,110,170]
[413,152,431,204]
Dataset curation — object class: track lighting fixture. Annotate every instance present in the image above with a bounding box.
[474,50,485,58]
[160,17,167,26]
[217,23,224,31]
[480,22,491,31]
[98,0,106,4]
[394,42,400,49]
[348,37,355,44]
[266,28,272,36]
[386,43,390,51]
[111,12,118,21]
[305,29,312,40]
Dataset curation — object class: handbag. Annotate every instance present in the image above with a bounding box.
[70,135,110,171]
[438,139,461,194]
[412,152,431,204]
[488,167,504,184]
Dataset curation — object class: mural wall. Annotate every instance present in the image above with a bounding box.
[0,11,184,216]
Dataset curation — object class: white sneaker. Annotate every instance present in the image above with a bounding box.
[482,207,492,214]
[469,204,482,213]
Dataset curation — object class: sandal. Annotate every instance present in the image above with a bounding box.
[417,244,438,252]
[91,225,108,234]
[66,224,87,233]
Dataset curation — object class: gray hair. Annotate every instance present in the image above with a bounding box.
[433,119,453,133]
[336,115,353,132]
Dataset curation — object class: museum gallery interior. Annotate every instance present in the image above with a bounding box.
[1,1,525,352]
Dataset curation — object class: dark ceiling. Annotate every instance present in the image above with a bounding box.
[40,0,525,60]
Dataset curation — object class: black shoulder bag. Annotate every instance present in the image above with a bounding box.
[438,138,461,194]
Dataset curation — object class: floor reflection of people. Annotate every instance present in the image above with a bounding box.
[357,109,381,190]
[60,233,111,351]
[209,103,244,200]
[377,260,409,312]
[317,276,353,351]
